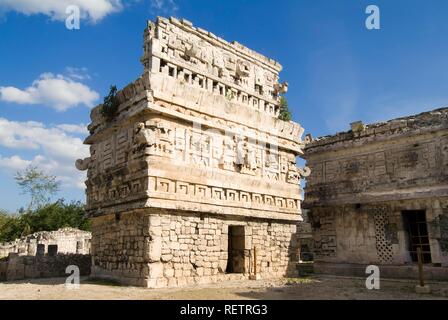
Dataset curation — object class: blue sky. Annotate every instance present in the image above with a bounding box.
[1,0,448,211]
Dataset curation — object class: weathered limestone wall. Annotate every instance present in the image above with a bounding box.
[310,200,448,266]
[90,210,299,287]
[297,209,314,261]
[0,228,92,259]
[304,108,448,278]
[0,253,91,282]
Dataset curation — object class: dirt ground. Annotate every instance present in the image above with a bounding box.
[0,275,447,300]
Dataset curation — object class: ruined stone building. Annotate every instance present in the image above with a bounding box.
[0,227,91,259]
[76,17,308,287]
[0,228,92,281]
[303,108,448,279]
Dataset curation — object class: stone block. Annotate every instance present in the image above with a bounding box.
[148,262,164,279]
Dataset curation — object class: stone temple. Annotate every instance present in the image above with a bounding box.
[303,108,448,279]
[76,17,308,287]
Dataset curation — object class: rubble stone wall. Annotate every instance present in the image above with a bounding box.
[90,210,299,287]
[0,254,91,282]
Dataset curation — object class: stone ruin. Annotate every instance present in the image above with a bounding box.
[0,227,91,259]
[0,228,92,282]
[303,108,448,280]
[76,16,309,288]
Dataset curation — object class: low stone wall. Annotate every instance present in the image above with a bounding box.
[0,254,91,282]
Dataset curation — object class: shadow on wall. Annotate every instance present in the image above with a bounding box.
[0,253,91,282]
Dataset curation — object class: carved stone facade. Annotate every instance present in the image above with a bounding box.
[303,108,448,279]
[77,17,307,287]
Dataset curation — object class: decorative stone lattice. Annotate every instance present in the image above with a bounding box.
[372,206,394,264]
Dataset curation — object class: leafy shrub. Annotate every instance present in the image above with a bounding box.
[100,85,120,121]
[278,96,292,121]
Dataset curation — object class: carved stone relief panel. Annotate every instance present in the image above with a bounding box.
[306,139,446,197]
[138,117,307,184]
[143,17,284,111]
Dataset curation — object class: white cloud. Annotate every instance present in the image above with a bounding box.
[0,0,123,23]
[0,118,89,189]
[0,155,31,171]
[56,123,89,135]
[150,0,178,14]
[65,67,91,81]
[0,73,99,112]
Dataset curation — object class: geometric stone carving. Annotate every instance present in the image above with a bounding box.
[303,107,448,273]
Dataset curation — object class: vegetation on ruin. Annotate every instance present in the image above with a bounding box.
[0,166,90,243]
[100,85,120,121]
[278,96,292,121]
[226,89,235,101]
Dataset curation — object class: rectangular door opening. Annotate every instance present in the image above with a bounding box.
[226,226,245,273]
[402,210,431,263]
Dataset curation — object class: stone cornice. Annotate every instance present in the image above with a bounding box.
[305,107,448,155]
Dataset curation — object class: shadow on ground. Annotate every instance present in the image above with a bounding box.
[235,276,448,300]
[1,275,447,300]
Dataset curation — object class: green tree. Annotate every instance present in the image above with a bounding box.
[15,165,60,210]
[0,210,8,231]
[278,96,292,121]
[0,213,22,243]
[24,200,90,232]
[0,201,90,243]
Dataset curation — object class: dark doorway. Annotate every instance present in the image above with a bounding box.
[36,244,45,256]
[76,241,84,254]
[48,245,58,257]
[226,226,245,273]
[402,210,431,263]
